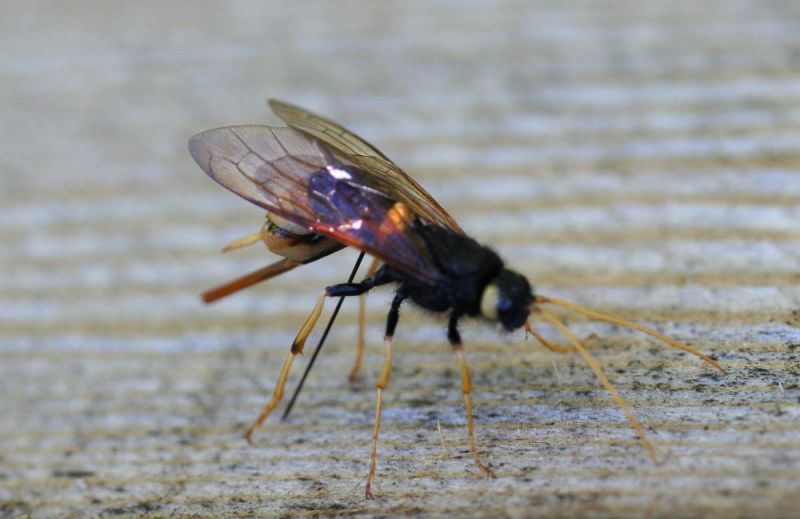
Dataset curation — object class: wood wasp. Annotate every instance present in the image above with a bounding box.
[188,100,722,498]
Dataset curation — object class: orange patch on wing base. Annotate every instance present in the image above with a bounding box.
[383,202,410,233]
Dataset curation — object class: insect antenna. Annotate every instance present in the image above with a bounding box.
[221,230,262,253]
[527,312,659,465]
[525,322,572,353]
[534,295,723,372]
[201,258,298,304]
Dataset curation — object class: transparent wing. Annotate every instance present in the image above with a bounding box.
[188,125,444,284]
[268,99,463,234]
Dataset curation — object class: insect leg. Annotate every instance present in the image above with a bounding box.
[350,257,382,384]
[243,289,327,442]
[365,291,404,499]
[325,263,392,298]
[282,252,367,421]
[448,314,496,478]
[221,230,262,253]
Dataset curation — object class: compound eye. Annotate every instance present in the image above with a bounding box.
[480,283,500,320]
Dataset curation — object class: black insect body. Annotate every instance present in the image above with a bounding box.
[189,99,722,498]
[334,224,531,328]
[303,163,532,329]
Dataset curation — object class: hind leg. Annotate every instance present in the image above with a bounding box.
[245,268,391,441]
[349,257,382,384]
[244,290,326,441]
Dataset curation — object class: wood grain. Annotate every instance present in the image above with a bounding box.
[2,1,799,517]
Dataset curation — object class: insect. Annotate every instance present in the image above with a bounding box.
[188,100,723,498]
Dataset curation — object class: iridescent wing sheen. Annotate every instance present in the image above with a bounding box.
[188,125,444,284]
[268,99,464,234]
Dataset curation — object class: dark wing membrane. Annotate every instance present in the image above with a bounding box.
[188,125,444,284]
[268,99,463,234]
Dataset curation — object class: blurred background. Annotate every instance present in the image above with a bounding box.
[2,1,799,517]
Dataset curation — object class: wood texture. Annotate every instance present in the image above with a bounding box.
[2,1,800,517]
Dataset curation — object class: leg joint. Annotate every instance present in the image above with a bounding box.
[325,266,393,298]
[385,291,405,339]
[447,312,463,347]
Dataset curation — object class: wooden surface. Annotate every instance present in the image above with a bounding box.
[2,1,800,517]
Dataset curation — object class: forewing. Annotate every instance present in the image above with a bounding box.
[189,125,325,221]
[268,99,463,234]
[188,125,443,284]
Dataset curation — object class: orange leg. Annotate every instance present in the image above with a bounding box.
[221,230,262,253]
[349,257,381,384]
[365,335,393,499]
[349,292,368,384]
[447,314,495,477]
[454,346,496,478]
[243,291,326,442]
[365,290,403,499]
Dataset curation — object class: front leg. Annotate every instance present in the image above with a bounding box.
[448,313,496,478]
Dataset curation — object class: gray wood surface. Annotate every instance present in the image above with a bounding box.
[2,1,800,517]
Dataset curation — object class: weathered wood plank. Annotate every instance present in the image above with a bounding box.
[2,1,799,517]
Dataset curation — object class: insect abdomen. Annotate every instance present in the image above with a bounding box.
[261,212,342,264]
